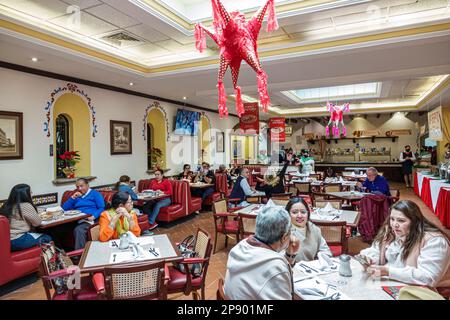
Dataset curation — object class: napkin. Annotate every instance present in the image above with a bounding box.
[339,176,344,182]
[351,172,356,176]
[46,206,63,212]
[323,202,334,212]
[265,199,277,207]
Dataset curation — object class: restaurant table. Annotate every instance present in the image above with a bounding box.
[37,211,91,229]
[293,258,403,300]
[436,188,450,228]
[414,171,450,213]
[326,191,371,201]
[310,209,360,228]
[78,234,182,273]
[136,192,171,202]
[189,182,215,189]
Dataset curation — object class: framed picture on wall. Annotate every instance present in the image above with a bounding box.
[0,111,23,160]
[110,120,132,155]
[216,132,225,153]
[232,139,243,159]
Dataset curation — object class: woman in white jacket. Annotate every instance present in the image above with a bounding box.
[357,200,450,287]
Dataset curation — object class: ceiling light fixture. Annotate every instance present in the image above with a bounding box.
[31,57,38,62]
[129,82,134,86]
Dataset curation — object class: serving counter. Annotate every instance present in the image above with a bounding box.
[315,162,403,182]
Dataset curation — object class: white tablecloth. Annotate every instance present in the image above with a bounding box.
[430,179,450,210]
[417,172,433,196]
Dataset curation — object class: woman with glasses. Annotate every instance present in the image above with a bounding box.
[285,198,331,263]
[177,164,193,181]
[98,192,141,242]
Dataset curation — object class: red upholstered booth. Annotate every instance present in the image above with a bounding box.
[138,179,194,223]
[202,173,226,206]
[0,216,42,286]
[61,189,149,232]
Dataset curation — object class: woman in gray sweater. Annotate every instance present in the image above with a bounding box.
[285,197,331,262]
[0,184,51,251]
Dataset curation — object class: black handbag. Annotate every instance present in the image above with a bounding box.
[174,235,202,277]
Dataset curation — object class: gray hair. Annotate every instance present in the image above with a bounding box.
[255,206,291,245]
[367,167,378,174]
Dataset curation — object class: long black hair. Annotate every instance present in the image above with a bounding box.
[0,184,36,220]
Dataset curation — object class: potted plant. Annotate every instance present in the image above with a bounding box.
[57,151,80,178]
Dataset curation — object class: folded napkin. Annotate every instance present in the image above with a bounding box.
[265,199,277,207]
[46,206,63,213]
[323,202,334,212]
[351,172,356,176]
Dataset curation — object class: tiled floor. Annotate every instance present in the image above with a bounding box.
[1,183,448,300]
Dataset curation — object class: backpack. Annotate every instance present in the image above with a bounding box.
[173,235,202,278]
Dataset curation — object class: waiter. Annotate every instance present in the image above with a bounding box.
[399,145,416,188]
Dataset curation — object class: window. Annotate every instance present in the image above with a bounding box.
[55,114,70,178]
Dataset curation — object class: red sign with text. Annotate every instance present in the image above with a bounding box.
[269,117,286,142]
[239,103,259,134]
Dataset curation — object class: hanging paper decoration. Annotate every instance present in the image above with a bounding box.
[194,0,279,118]
[325,102,350,137]
[43,83,97,138]
[142,101,170,141]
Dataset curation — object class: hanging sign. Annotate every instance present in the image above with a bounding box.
[428,106,443,141]
[239,103,259,134]
[269,117,285,142]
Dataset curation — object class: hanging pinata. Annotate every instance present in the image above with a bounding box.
[194,0,279,118]
[325,102,350,137]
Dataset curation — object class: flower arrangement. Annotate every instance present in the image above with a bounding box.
[149,147,163,170]
[57,151,80,178]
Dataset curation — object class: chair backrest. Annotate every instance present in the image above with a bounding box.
[309,173,320,180]
[271,199,289,206]
[215,173,228,194]
[104,260,166,300]
[271,192,292,200]
[324,184,341,193]
[138,179,153,193]
[238,213,257,238]
[212,199,228,214]
[294,182,311,194]
[0,216,11,260]
[312,192,326,202]
[88,223,100,241]
[217,278,229,300]
[194,228,212,260]
[246,196,261,204]
[314,199,342,210]
[390,189,400,198]
[288,186,298,197]
[314,221,347,250]
[358,195,390,242]
[61,190,77,205]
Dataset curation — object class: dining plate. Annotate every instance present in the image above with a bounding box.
[64,210,82,215]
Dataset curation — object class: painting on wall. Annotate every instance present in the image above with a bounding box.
[0,111,23,160]
[110,120,132,155]
[216,132,225,153]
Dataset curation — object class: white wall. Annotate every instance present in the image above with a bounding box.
[287,113,419,161]
[0,68,238,199]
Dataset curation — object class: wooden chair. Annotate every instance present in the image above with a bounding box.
[88,223,100,241]
[246,196,262,204]
[167,228,213,300]
[217,278,229,300]
[288,186,299,197]
[212,199,240,253]
[238,213,257,239]
[271,199,289,206]
[39,243,105,300]
[294,182,311,195]
[314,221,348,256]
[314,199,342,210]
[390,189,400,203]
[309,173,320,180]
[104,260,167,300]
[312,192,327,202]
[323,183,342,193]
[271,192,292,200]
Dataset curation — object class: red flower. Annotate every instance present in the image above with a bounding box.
[59,154,66,160]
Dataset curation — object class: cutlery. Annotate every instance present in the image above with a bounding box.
[112,254,117,262]
[300,263,319,273]
[148,247,159,257]
[299,264,312,274]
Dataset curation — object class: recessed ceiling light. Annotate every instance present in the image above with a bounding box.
[31,57,38,62]
[129,82,134,86]
[183,96,187,100]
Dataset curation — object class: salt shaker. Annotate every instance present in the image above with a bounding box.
[339,254,352,277]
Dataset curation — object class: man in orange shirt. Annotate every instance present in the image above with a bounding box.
[99,192,140,242]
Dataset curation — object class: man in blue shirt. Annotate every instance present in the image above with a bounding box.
[356,167,391,196]
[62,178,105,249]
[229,168,256,207]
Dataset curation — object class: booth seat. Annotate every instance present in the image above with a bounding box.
[0,216,41,286]
[137,179,193,223]
[61,189,149,231]
[202,174,226,206]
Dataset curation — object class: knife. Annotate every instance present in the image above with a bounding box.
[300,263,319,273]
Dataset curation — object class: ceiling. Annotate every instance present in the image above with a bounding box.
[0,0,450,118]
